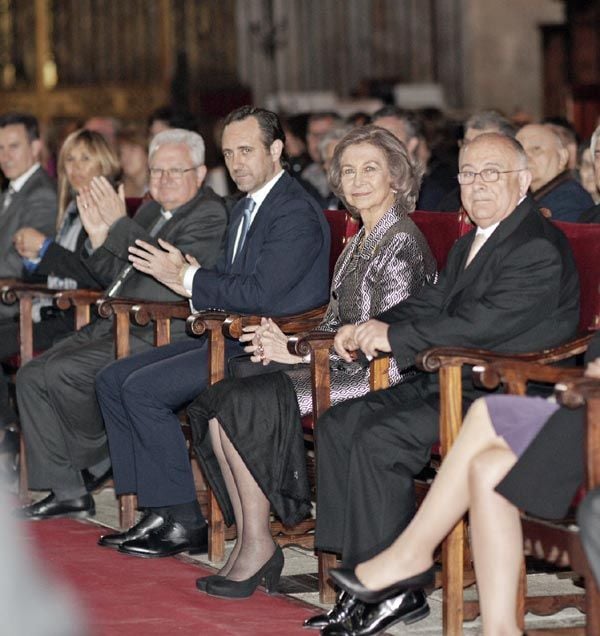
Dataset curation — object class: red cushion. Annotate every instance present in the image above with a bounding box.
[324,210,361,282]
[552,221,600,333]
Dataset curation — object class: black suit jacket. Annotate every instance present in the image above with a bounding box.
[192,171,330,316]
[378,196,580,404]
[496,331,600,519]
[82,185,228,342]
[27,218,101,289]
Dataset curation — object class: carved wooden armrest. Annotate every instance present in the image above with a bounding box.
[223,305,327,339]
[185,310,229,338]
[54,289,103,310]
[129,300,191,326]
[416,334,594,374]
[555,376,600,409]
[474,360,584,394]
[287,330,335,356]
[1,282,57,305]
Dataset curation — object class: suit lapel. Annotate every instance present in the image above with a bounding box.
[442,197,537,304]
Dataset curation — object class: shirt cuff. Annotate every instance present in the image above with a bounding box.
[38,237,53,259]
[183,264,200,295]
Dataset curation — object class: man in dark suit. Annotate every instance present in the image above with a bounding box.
[309,133,580,633]
[0,112,56,316]
[93,106,330,558]
[516,124,593,222]
[17,128,228,521]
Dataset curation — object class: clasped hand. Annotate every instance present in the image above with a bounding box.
[239,317,299,366]
[333,319,391,362]
[128,238,199,297]
[13,227,46,259]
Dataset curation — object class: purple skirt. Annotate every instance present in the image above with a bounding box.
[485,395,560,458]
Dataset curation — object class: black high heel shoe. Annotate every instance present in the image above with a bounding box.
[196,574,225,592]
[329,565,434,604]
[205,546,284,599]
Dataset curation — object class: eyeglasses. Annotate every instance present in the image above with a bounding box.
[148,167,196,180]
[457,168,525,185]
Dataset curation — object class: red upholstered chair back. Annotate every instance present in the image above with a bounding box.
[411,210,472,270]
[552,221,600,333]
[324,209,361,282]
[125,197,144,217]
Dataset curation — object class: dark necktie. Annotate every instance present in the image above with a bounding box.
[106,211,171,297]
[232,197,256,263]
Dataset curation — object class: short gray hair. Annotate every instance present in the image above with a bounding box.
[591,125,600,156]
[318,125,352,161]
[464,110,515,138]
[149,128,205,166]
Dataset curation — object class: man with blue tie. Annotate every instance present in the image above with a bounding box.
[92,106,330,557]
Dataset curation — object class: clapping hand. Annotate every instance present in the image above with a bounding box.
[128,238,196,297]
[78,188,110,248]
[585,357,600,379]
[88,177,127,227]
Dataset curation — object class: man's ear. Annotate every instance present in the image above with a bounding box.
[406,136,419,158]
[557,147,569,172]
[269,139,284,163]
[195,164,208,186]
[31,139,43,162]
[518,168,533,196]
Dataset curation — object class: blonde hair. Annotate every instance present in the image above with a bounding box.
[57,129,120,229]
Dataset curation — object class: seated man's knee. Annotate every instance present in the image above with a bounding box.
[96,361,119,399]
[16,357,44,390]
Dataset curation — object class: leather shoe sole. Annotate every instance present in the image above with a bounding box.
[18,493,95,521]
[98,511,165,549]
[118,520,208,558]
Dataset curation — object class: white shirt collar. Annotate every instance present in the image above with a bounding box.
[10,163,41,192]
[247,169,284,212]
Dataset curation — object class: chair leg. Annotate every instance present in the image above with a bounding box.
[516,558,527,632]
[443,518,465,636]
[18,435,29,502]
[208,487,225,562]
[318,550,338,603]
[119,494,137,530]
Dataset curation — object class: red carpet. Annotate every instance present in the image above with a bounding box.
[24,518,319,635]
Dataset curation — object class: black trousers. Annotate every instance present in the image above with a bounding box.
[314,375,441,568]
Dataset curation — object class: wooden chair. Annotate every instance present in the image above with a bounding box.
[471,348,600,635]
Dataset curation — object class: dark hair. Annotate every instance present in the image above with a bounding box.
[147,106,198,132]
[464,110,516,138]
[0,112,40,141]
[223,105,288,168]
[371,106,422,140]
[328,125,424,216]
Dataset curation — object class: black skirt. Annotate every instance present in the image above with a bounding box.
[188,370,312,527]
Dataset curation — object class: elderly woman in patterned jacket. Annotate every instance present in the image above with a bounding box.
[187,125,437,600]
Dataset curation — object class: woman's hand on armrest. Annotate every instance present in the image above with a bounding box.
[239,317,302,366]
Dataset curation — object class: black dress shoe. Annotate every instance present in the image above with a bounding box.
[81,467,113,492]
[118,519,208,558]
[321,590,430,635]
[303,590,360,629]
[98,510,165,549]
[330,565,434,604]
[18,492,95,521]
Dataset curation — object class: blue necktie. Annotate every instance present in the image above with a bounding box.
[232,197,256,263]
